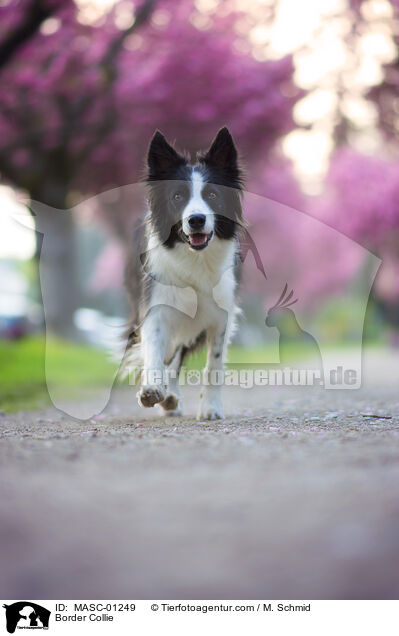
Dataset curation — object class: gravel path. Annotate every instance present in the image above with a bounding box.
[1,353,399,600]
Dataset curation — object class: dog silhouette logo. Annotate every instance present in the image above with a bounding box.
[2,602,50,633]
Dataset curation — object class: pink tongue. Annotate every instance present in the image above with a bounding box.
[190,233,207,246]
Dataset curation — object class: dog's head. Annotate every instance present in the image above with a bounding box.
[146,127,243,250]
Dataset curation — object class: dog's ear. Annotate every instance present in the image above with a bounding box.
[203,127,238,169]
[147,131,185,175]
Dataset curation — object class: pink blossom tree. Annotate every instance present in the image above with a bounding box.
[349,0,399,141]
[0,0,300,336]
[307,1,399,332]
[313,148,399,338]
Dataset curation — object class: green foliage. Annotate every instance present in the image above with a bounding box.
[0,336,116,412]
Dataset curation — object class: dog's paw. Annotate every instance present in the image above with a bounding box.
[160,393,182,415]
[137,385,166,408]
[197,401,224,421]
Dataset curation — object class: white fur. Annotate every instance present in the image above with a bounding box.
[181,169,214,238]
[145,236,238,361]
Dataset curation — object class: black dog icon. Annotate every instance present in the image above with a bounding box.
[3,602,50,634]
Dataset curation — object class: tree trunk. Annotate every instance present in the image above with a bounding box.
[31,185,80,340]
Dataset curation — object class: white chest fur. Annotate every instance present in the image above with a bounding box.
[146,236,238,352]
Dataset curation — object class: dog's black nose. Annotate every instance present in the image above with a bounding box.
[188,214,206,230]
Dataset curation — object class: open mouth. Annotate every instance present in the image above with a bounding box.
[184,231,213,250]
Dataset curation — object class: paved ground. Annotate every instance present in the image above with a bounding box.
[1,352,399,600]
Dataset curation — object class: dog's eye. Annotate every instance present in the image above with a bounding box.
[173,192,183,201]
[208,192,217,200]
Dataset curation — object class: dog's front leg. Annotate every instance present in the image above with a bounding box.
[198,324,226,420]
[159,345,184,415]
[137,308,167,408]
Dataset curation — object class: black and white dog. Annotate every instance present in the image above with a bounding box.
[125,127,243,420]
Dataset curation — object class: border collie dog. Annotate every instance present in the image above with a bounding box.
[125,127,243,420]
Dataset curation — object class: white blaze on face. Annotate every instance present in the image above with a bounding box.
[181,168,215,240]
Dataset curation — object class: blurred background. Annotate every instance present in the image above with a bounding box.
[1,0,399,411]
